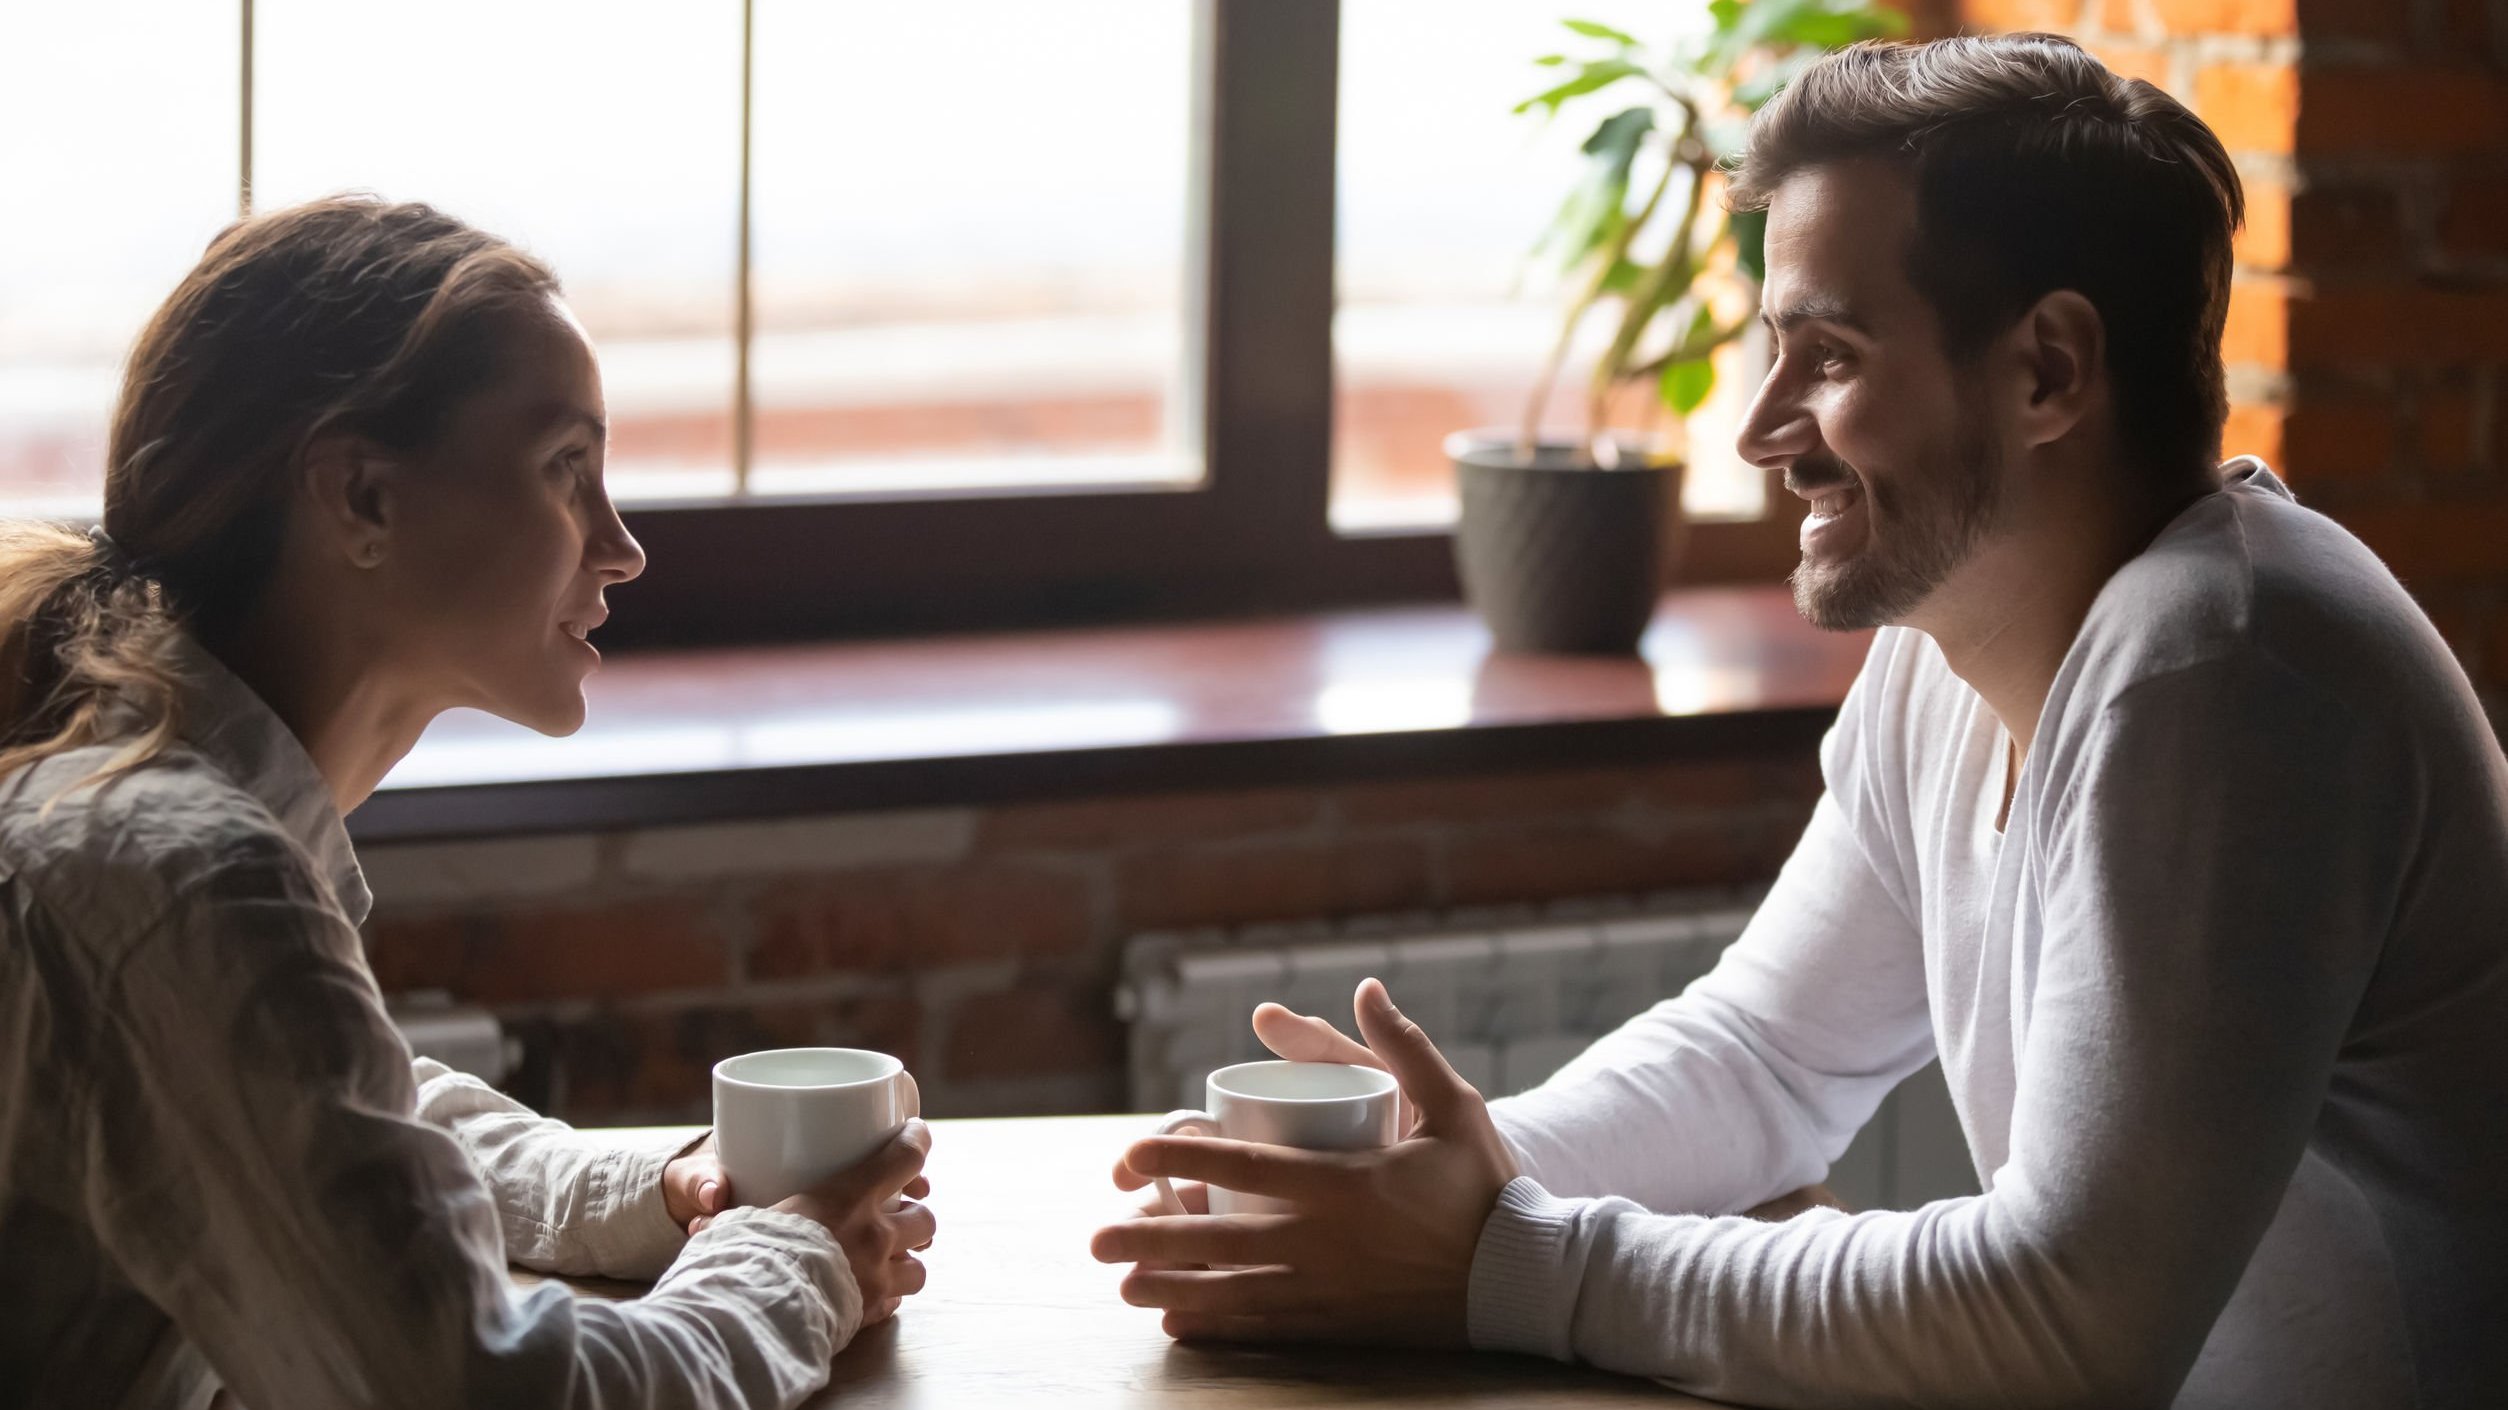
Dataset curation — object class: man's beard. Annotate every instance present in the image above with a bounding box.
[1789,417,2002,632]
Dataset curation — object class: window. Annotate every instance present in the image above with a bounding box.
[0,1,1792,646]
[255,0,744,501]
[748,1,1199,500]
[1332,0,1769,532]
[0,0,237,518]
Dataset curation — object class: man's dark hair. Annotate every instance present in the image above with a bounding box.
[1730,33,2245,488]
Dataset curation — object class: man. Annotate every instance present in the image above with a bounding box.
[1092,34,2508,1408]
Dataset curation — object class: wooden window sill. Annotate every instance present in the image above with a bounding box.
[349,585,1867,844]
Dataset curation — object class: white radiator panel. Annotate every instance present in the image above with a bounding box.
[1119,893,1980,1212]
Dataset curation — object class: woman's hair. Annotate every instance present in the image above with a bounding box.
[0,196,559,794]
[1728,33,2244,492]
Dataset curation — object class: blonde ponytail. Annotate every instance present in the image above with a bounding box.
[0,521,185,797]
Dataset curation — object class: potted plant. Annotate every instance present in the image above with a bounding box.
[1450,0,1907,654]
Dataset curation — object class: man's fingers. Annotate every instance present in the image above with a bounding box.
[1350,978,1476,1129]
[1090,1212,1297,1266]
[1127,1181,1207,1221]
[903,1175,931,1201]
[1251,1003,1383,1070]
[1120,1265,1310,1314]
[1119,1135,1348,1202]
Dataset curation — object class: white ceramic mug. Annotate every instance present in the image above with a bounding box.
[712,1047,920,1208]
[1151,1060,1400,1217]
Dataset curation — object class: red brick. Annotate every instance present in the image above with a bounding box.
[2089,42,2173,91]
[1444,820,1767,907]
[362,913,473,995]
[2289,285,2508,366]
[2222,280,2289,368]
[2443,0,2499,66]
[2153,0,2296,37]
[941,986,1124,1082]
[2299,68,2508,158]
[2222,400,2288,468]
[1962,0,2082,30]
[2291,183,2405,271]
[2418,388,2483,469]
[2437,172,2508,260]
[2195,64,2299,153]
[1333,766,1635,828]
[2280,391,2395,481]
[409,899,727,1005]
[534,995,922,1122]
[2236,181,2293,271]
[2335,498,2508,579]
[748,863,1096,978]
[1117,838,1434,930]
[979,788,1321,850]
[2294,0,2411,47]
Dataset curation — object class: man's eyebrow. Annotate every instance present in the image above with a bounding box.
[1759,296,1872,338]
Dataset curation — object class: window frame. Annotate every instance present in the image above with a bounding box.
[100,0,1799,649]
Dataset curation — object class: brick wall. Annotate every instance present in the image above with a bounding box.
[1959,0,2508,726]
[361,756,1821,1125]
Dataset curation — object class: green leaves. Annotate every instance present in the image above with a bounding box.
[1660,356,1717,415]
[1514,58,1645,116]
[1535,106,1653,267]
[1707,0,1907,71]
[1517,0,1900,438]
[1560,18,1641,47]
[1658,304,1722,414]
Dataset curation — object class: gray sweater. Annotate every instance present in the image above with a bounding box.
[1471,464,2508,1407]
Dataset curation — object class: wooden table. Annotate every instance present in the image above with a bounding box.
[528,1114,1707,1407]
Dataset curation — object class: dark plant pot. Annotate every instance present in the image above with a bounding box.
[1447,429,1682,656]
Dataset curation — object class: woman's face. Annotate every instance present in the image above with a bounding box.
[379,299,644,735]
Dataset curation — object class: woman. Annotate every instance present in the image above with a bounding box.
[0,197,934,1408]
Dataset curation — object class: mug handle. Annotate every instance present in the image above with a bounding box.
[1149,1109,1218,1216]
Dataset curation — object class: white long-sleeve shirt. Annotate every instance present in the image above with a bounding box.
[0,635,860,1409]
[1473,463,2508,1407]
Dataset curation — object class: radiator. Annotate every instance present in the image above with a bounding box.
[1116,892,1980,1212]
[388,991,520,1084]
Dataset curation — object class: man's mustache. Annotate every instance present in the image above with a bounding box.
[1783,455,1858,499]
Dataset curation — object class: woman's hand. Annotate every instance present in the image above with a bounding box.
[669,1130,935,1236]
[687,1121,939,1325]
[663,1133,730,1233]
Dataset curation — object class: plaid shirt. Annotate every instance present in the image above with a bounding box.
[0,637,855,1409]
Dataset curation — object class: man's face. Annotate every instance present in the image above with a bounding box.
[1737,159,2007,632]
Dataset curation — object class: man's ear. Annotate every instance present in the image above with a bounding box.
[299,431,399,569]
[2011,289,2105,451]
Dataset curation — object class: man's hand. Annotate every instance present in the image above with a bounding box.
[1092,978,1518,1347]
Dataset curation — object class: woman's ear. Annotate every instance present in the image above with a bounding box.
[2011,289,2106,452]
[299,431,398,569]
